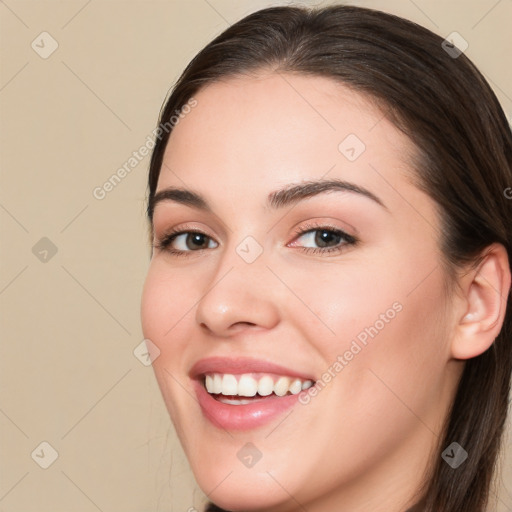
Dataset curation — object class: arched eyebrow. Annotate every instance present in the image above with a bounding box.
[267,179,387,210]
[148,178,387,221]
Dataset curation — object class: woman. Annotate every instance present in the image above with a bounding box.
[140,5,512,511]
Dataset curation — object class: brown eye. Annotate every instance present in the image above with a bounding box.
[155,229,220,256]
[314,229,344,248]
[171,232,217,251]
[295,228,353,250]
[184,233,210,250]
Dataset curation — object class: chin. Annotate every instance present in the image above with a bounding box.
[194,471,293,512]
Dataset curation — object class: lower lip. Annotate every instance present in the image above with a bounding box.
[193,379,305,431]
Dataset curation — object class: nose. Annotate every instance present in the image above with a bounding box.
[195,247,280,337]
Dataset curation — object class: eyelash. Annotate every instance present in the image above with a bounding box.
[153,222,358,258]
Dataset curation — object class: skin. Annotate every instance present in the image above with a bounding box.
[140,73,510,512]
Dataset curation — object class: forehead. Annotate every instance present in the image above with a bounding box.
[158,72,418,213]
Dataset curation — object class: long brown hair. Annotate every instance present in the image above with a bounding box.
[146,5,512,511]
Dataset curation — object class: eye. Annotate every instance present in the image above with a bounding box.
[297,229,343,248]
[172,232,217,251]
[289,224,357,255]
[154,229,218,256]
[154,223,357,258]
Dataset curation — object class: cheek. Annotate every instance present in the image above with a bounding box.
[141,262,191,346]
[290,242,449,362]
[285,250,450,413]
[279,262,450,479]
[140,263,195,399]
[140,263,199,442]
[279,259,407,359]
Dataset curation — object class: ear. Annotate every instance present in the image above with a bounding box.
[451,243,511,360]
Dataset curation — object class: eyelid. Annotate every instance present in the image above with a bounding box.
[153,222,219,254]
[152,209,229,239]
[154,222,217,243]
[290,215,358,237]
[288,220,357,245]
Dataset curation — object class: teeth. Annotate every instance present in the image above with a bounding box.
[221,374,238,395]
[213,374,222,394]
[258,376,274,396]
[302,380,313,390]
[289,379,303,395]
[204,373,314,398]
[274,377,290,396]
[238,375,258,397]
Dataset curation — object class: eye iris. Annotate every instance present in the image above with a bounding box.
[315,230,341,248]
[187,233,208,250]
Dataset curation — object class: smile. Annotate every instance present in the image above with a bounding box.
[204,373,314,403]
[190,357,317,430]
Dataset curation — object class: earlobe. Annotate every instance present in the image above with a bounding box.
[451,243,511,360]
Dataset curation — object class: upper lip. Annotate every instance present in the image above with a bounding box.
[189,356,316,381]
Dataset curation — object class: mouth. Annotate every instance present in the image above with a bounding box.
[203,373,314,405]
[190,357,317,431]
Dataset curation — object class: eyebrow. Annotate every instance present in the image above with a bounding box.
[148,178,387,220]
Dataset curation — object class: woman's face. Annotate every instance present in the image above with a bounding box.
[141,73,463,511]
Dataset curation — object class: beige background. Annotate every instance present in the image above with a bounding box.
[1,0,511,511]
